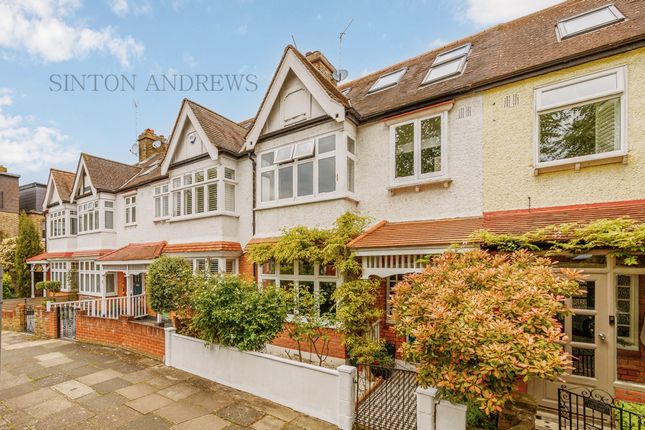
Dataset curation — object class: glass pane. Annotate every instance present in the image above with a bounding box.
[262,279,276,288]
[279,166,293,199]
[319,282,336,315]
[395,123,414,178]
[261,152,274,168]
[297,162,313,197]
[225,183,235,211]
[347,136,355,154]
[261,171,274,202]
[420,117,442,174]
[299,281,314,295]
[261,261,275,274]
[423,58,463,84]
[562,7,621,36]
[572,347,595,378]
[318,157,336,193]
[207,184,218,211]
[347,158,355,193]
[572,281,595,310]
[298,261,314,276]
[617,326,630,337]
[369,69,406,92]
[318,135,336,153]
[319,264,337,277]
[183,189,193,215]
[279,262,294,275]
[539,97,620,162]
[572,315,595,343]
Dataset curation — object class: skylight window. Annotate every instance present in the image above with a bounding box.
[422,44,471,86]
[557,5,625,40]
[368,68,407,93]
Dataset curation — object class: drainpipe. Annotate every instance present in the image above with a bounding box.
[248,152,257,280]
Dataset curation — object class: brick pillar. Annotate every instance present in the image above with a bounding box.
[34,305,58,338]
[15,303,26,330]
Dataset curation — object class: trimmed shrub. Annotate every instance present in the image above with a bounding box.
[147,256,193,316]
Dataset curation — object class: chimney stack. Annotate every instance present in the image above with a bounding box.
[0,165,7,173]
[137,129,166,162]
[305,51,337,84]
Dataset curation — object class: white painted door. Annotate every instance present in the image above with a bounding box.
[529,275,612,409]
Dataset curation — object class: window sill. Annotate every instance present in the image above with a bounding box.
[153,217,170,223]
[534,154,628,175]
[167,211,239,223]
[255,193,359,211]
[124,223,137,228]
[77,230,116,236]
[387,177,452,195]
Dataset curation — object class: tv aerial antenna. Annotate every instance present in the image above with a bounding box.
[333,18,353,83]
[131,99,139,157]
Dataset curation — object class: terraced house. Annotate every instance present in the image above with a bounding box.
[27,0,645,408]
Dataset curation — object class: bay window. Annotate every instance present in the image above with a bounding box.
[51,261,69,291]
[170,165,236,218]
[77,200,114,233]
[259,133,349,206]
[259,260,339,316]
[535,67,626,167]
[391,113,446,183]
[78,261,101,295]
[191,257,237,275]
[49,210,66,238]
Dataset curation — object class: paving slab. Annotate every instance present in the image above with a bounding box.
[126,392,174,414]
[53,379,95,399]
[154,400,209,424]
[252,414,288,430]
[158,382,200,401]
[122,413,173,430]
[171,414,230,430]
[77,368,123,386]
[92,377,131,394]
[185,390,235,412]
[5,387,58,410]
[217,403,265,427]
[25,396,74,419]
[116,381,157,400]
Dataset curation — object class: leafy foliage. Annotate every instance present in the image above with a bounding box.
[333,279,392,366]
[391,250,581,415]
[14,212,43,297]
[147,256,193,316]
[2,272,14,299]
[471,218,645,265]
[247,212,370,276]
[0,237,17,291]
[615,401,645,429]
[190,275,287,351]
[35,281,61,294]
[284,287,336,366]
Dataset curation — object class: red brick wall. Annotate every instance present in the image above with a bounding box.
[76,312,164,360]
[271,324,347,359]
[375,277,407,359]
[1,306,22,331]
[34,306,58,338]
[617,275,645,384]
[238,253,255,281]
[616,388,645,404]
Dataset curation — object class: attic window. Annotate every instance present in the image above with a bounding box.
[341,88,351,96]
[422,44,471,86]
[368,68,407,93]
[138,161,160,177]
[557,5,625,40]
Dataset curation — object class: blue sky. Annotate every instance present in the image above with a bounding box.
[0,0,562,184]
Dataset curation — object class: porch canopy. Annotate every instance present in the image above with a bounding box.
[349,199,645,279]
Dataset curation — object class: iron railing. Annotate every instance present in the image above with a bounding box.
[559,386,645,429]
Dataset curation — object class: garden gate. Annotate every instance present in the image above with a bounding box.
[59,304,76,339]
[354,364,418,430]
[558,386,645,429]
[24,305,35,333]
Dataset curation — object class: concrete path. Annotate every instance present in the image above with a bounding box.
[0,331,338,430]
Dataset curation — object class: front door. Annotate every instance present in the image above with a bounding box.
[132,274,143,295]
[529,274,612,408]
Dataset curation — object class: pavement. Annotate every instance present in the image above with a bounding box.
[0,331,338,430]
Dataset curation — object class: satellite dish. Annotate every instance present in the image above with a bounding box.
[333,69,348,83]
[130,143,139,156]
[152,140,162,149]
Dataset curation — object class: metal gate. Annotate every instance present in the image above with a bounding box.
[558,386,645,429]
[59,305,76,339]
[24,305,35,333]
[354,364,418,430]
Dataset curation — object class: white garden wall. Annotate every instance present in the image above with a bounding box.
[164,328,355,429]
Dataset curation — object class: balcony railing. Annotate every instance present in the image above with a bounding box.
[46,294,148,319]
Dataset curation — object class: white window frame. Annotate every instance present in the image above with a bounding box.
[533,66,627,169]
[257,132,348,208]
[422,44,471,86]
[389,112,448,185]
[51,261,69,292]
[48,210,67,239]
[346,134,357,195]
[169,165,237,221]
[153,183,170,220]
[77,200,100,234]
[124,194,137,226]
[556,5,625,40]
[191,257,238,275]
[368,68,407,94]
[78,260,107,296]
[616,274,639,351]
[258,260,340,317]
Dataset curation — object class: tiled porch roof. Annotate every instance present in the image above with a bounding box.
[348,200,645,250]
[71,249,114,259]
[163,241,242,253]
[27,251,73,263]
[246,237,279,247]
[97,241,167,262]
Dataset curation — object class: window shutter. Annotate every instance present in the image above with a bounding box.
[195,186,205,213]
[196,258,207,273]
[207,167,218,180]
[162,195,169,217]
[225,259,235,273]
[595,98,619,154]
[224,168,235,180]
[225,183,235,211]
[183,189,193,215]
[208,258,219,274]
[207,184,218,211]
[173,192,181,216]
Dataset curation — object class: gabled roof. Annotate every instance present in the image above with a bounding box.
[338,0,645,120]
[185,99,247,154]
[81,153,141,193]
[244,45,348,149]
[50,169,75,203]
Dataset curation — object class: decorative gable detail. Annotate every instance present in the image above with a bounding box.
[70,158,96,202]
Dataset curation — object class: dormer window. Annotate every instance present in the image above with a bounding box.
[422,44,471,86]
[368,68,407,93]
[557,5,625,40]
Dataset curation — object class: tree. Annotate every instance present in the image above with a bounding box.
[391,250,581,415]
[147,256,193,318]
[14,212,43,297]
[190,275,287,351]
[0,237,17,292]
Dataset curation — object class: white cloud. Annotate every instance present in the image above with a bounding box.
[458,0,564,26]
[109,0,151,17]
[183,53,197,69]
[0,90,78,174]
[0,0,144,67]
[236,23,248,35]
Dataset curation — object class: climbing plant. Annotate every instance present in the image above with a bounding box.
[246,212,370,276]
[471,218,645,265]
